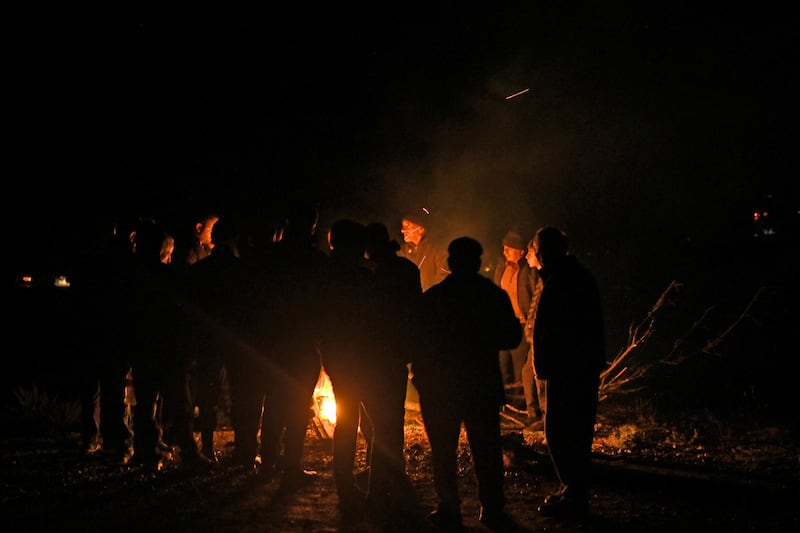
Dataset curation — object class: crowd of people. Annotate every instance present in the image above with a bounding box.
[60,203,606,531]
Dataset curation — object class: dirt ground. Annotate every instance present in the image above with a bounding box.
[1,403,798,533]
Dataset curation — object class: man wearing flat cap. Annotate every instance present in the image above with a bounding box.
[494,229,543,421]
[399,209,449,292]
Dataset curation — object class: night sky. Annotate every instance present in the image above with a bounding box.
[10,8,798,280]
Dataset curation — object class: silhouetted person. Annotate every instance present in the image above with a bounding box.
[71,214,138,460]
[119,216,200,468]
[173,211,221,462]
[318,218,377,524]
[257,202,328,489]
[531,226,606,521]
[523,235,546,421]
[362,221,422,518]
[181,217,244,465]
[224,209,285,471]
[413,236,522,531]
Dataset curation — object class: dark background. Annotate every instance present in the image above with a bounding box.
[9,8,798,322]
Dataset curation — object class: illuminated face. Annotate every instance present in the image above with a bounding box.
[160,236,175,264]
[400,219,425,245]
[199,216,219,247]
[503,245,525,263]
[527,242,542,270]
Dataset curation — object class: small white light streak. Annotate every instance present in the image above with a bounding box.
[505,88,530,100]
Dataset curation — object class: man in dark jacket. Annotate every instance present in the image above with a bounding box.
[413,236,522,531]
[256,203,328,489]
[362,222,423,516]
[398,209,449,291]
[318,219,378,524]
[531,226,607,521]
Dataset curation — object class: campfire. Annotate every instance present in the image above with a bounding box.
[311,368,336,439]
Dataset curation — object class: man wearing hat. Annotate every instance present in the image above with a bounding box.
[413,236,522,530]
[399,209,449,292]
[494,229,543,420]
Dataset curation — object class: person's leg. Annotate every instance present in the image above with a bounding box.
[464,405,505,515]
[130,375,161,466]
[535,376,547,419]
[557,380,599,502]
[419,392,463,521]
[259,388,285,475]
[498,349,514,389]
[329,374,362,511]
[540,379,595,519]
[194,358,223,460]
[226,357,263,469]
[510,339,530,410]
[280,365,320,487]
[363,364,408,501]
[521,350,541,419]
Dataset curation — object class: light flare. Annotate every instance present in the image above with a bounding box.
[505,88,530,100]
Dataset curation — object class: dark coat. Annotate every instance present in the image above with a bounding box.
[413,271,522,408]
[532,255,606,381]
[317,252,378,377]
[399,236,449,292]
[369,253,423,366]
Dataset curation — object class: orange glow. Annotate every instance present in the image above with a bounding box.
[313,369,336,425]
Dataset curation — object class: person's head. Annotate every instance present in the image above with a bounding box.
[281,202,319,241]
[132,217,169,263]
[447,236,483,274]
[160,234,175,264]
[525,237,542,270]
[532,226,568,270]
[501,230,526,264]
[210,218,240,257]
[195,213,220,248]
[328,219,367,258]
[400,217,425,246]
[365,221,400,259]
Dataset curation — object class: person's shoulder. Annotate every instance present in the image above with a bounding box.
[420,234,447,250]
[422,278,445,294]
[396,255,420,270]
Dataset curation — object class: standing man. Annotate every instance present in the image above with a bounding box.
[362,221,422,517]
[257,202,328,489]
[399,208,450,410]
[174,210,222,463]
[412,236,522,531]
[181,217,243,465]
[399,209,449,292]
[318,219,377,525]
[530,226,607,520]
[494,229,542,420]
